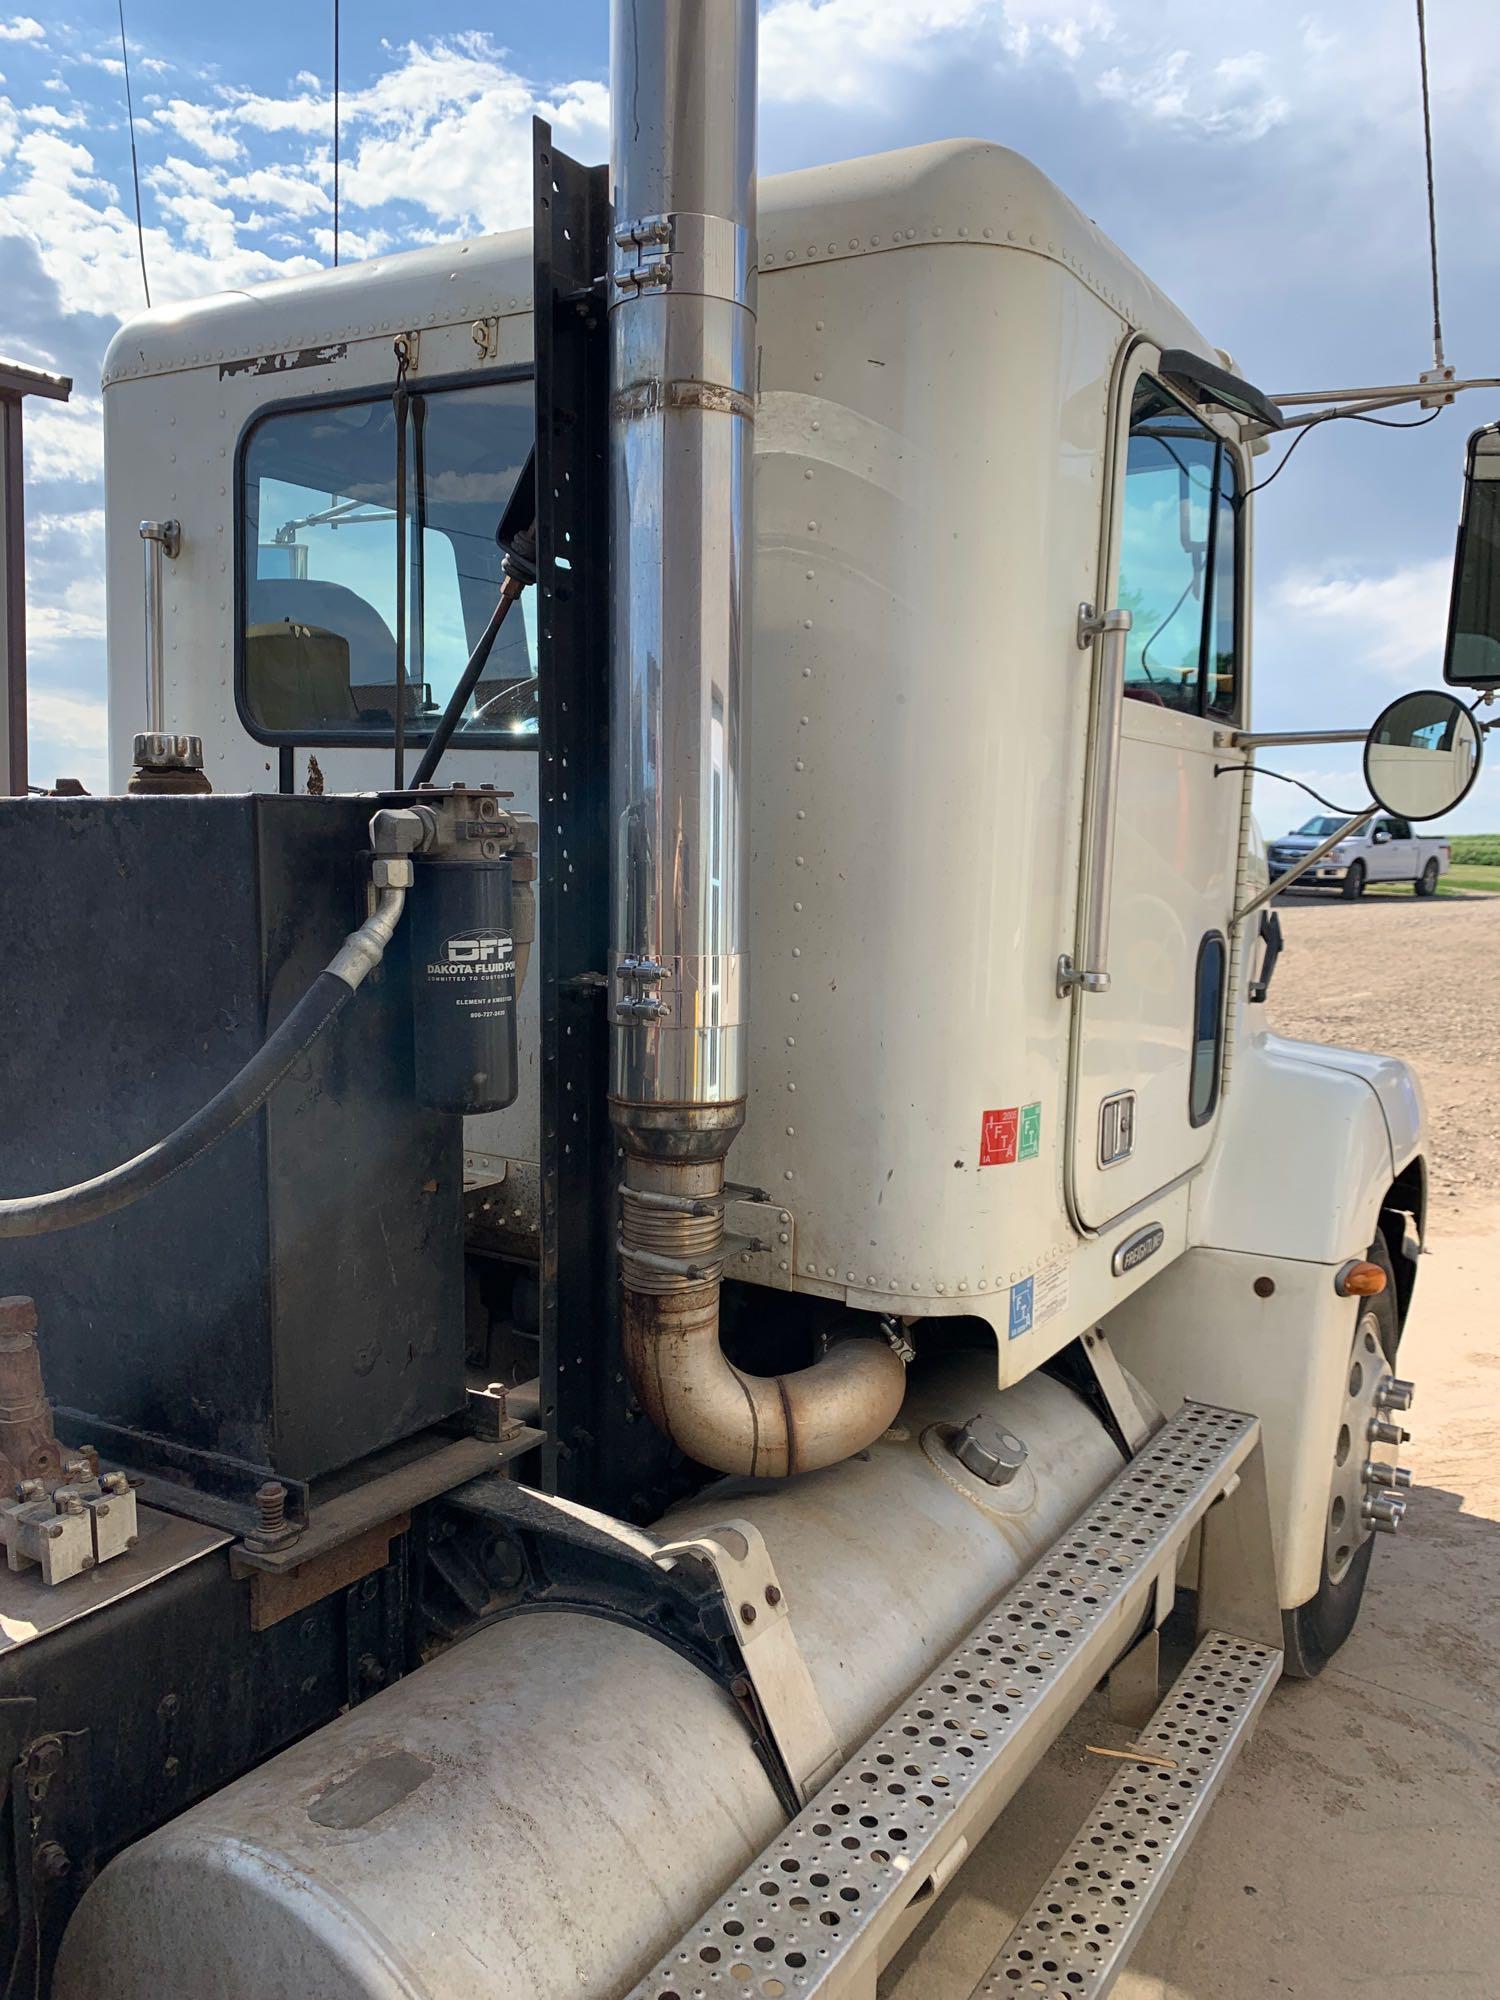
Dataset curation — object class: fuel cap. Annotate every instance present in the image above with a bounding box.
[950,1414,1028,1486]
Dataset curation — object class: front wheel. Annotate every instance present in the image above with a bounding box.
[1283,1235,1404,1676]
[1415,857,1439,897]
[1341,860,1367,899]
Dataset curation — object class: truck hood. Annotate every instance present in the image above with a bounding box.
[1271,1035,1425,1173]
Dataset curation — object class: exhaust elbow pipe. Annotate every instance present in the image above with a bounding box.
[622,1284,908,1480]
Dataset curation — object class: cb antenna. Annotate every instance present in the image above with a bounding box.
[117,0,150,308]
[332,0,342,267]
[1414,0,1444,371]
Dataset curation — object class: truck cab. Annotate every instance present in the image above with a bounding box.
[1,7,1490,1992]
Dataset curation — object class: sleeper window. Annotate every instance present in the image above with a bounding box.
[239,378,536,744]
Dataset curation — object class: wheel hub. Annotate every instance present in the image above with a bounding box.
[1326,1308,1415,1582]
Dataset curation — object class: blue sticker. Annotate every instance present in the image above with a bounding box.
[1008,1275,1034,1340]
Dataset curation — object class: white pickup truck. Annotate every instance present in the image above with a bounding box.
[1268,813,1452,897]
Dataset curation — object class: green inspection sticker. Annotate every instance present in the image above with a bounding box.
[1018,1101,1041,1161]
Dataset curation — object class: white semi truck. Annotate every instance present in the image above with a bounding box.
[0,6,1494,1998]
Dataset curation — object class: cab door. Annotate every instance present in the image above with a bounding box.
[1370,815,1414,880]
[1067,347,1247,1228]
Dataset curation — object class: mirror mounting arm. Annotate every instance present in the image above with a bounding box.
[1231,808,1377,932]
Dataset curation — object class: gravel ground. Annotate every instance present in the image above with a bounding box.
[1266,890,1500,1219]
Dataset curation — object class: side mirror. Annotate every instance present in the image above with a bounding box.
[1364,689,1482,822]
[1445,425,1500,688]
[1370,826,1390,843]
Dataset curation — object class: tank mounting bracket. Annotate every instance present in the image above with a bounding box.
[654,1520,843,1803]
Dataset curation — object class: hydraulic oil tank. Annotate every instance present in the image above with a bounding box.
[0,793,465,1493]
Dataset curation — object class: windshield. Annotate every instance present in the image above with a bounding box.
[239,378,536,745]
[1292,816,1348,837]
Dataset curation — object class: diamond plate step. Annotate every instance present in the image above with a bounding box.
[625,1401,1265,2000]
[972,1630,1281,1998]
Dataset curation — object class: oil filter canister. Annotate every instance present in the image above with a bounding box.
[408,850,518,1113]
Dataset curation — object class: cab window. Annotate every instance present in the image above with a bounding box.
[238,377,536,745]
[1117,377,1241,718]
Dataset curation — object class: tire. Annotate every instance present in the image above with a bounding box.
[1341,860,1367,899]
[1415,857,1439,898]
[1283,1234,1400,1677]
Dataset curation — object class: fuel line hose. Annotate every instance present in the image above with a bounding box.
[0,884,407,1240]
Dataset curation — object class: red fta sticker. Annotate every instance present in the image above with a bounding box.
[980,1107,1019,1166]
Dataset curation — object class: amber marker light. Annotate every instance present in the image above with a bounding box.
[1335,1260,1388,1298]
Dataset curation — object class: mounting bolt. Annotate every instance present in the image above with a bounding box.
[764,1584,782,1607]
[244,1480,300,1553]
[27,1739,63,1776]
[1362,1491,1406,1533]
[1363,1461,1414,1491]
[739,1601,757,1624]
[33,1842,70,1883]
[1376,1377,1415,1413]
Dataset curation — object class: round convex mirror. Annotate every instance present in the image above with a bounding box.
[1363,689,1483,822]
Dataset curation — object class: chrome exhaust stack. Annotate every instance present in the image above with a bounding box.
[607,0,905,1475]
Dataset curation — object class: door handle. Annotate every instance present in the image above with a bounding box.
[1059,603,1133,997]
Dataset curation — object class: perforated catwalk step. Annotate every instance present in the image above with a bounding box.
[625,1400,1279,2000]
[971,1630,1281,1998]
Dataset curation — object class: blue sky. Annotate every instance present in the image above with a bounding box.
[1,0,1497,827]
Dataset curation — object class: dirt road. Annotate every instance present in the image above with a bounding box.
[889,896,1500,1997]
[1269,892,1500,1218]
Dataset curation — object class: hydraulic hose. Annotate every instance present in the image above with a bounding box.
[0,886,407,1240]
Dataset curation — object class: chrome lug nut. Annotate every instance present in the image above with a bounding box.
[1363,1460,1413,1490]
[1362,1491,1406,1533]
[1376,1377,1415,1413]
[1367,1416,1410,1447]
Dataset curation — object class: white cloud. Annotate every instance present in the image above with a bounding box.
[150,152,330,222]
[0,17,43,43]
[0,126,319,321]
[1097,47,1288,140]
[21,101,85,129]
[156,97,241,162]
[27,582,105,650]
[22,395,104,484]
[26,687,108,794]
[762,0,992,106]
[1272,558,1451,683]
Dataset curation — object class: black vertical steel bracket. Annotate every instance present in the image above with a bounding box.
[532,123,680,1517]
